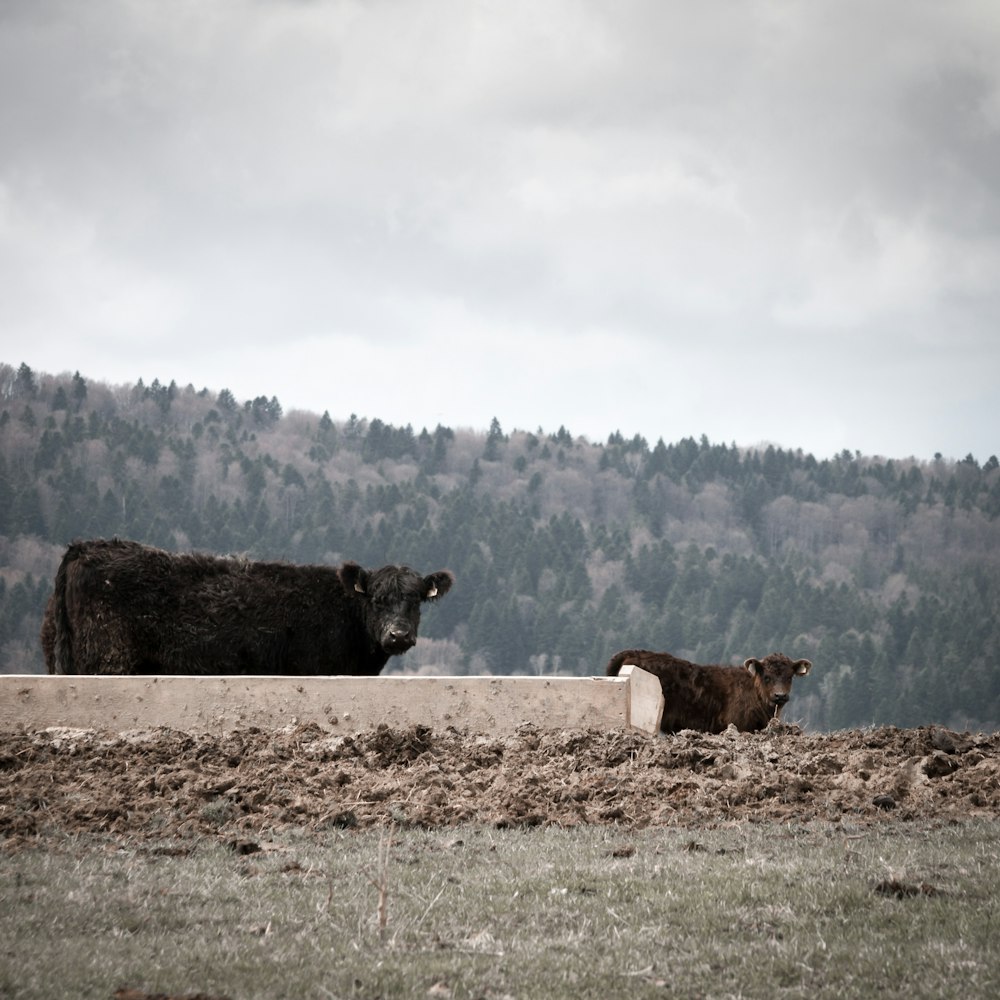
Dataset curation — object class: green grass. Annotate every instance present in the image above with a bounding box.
[2,822,998,999]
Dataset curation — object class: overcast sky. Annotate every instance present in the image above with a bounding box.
[3,1,999,462]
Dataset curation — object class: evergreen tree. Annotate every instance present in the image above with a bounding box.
[483,417,505,461]
[71,371,87,409]
[14,363,37,398]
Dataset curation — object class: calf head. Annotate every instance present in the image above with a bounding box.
[744,653,812,719]
[339,562,454,655]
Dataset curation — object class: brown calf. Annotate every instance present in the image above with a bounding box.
[606,649,812,734]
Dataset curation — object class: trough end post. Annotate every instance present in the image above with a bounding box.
[619,664,664,736]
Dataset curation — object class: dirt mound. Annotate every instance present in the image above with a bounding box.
[2,723,998,850]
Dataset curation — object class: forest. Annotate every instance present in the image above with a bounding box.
[1,360,999,732]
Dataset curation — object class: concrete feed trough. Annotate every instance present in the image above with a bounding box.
[0,665,664,737]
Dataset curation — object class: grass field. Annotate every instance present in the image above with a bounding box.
[2,820,998,1000]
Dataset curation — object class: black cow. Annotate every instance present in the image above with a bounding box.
[41,538,453,676]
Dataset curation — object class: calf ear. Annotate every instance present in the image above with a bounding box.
[338,561,368,595]
[423,570,454,601]
[793,659,812,675]
[744,658,763,675]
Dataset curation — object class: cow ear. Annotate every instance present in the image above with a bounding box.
[793,659,812,676]
[744,658,763,675]
[423,570,454,601]
[338,562,368,596]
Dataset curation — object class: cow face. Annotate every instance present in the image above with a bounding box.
[744,653,812,719]
[339,562,454,655]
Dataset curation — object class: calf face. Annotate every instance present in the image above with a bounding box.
[339,562,454,655]
[744,654,812,719]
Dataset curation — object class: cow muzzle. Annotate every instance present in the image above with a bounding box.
[770,693,790,714]
[382,624,416,653]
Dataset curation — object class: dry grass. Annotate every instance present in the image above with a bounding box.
[1,821,998,999]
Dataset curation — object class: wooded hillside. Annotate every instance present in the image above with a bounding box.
[2,361,998,732]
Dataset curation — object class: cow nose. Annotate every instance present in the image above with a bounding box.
[772,693,789,705]
[386,624,413,643]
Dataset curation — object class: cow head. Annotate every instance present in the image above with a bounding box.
[744,653,812,719]
[339,562,454,655]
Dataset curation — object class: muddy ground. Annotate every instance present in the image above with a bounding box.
[2,722,999,850]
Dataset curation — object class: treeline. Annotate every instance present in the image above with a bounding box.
[2,361,999,732]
